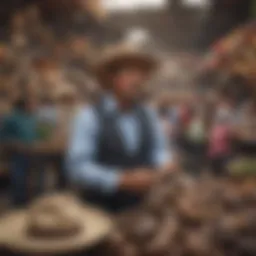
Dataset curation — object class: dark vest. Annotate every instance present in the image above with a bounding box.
[96,101,154,169]
[85,100,155,212]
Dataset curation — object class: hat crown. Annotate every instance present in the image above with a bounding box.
[94,43,158,88]
[96,44,138,65]
[28,194,83,238]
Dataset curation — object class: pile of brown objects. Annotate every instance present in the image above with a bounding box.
[104,174,256,256]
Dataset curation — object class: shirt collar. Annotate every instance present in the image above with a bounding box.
[102,93,140,114]
[102,93,118,112]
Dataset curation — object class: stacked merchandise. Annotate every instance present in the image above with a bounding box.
[103,173,256,256]
[0,0,117,100]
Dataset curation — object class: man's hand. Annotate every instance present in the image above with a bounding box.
[159,161,179,174]
[119,169,157,194]
[157,161,180,181]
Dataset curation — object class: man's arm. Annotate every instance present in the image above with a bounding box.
[66,107,121,194]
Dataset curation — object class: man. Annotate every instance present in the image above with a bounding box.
[66,48,175,212]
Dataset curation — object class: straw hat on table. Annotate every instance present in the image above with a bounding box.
[0,193,113,255]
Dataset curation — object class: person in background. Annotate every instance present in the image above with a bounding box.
[187,108,206,145]
[0,93,12,176]
[186,107,207,174]
[34,87,79,192]
[35,95,63,191]
[178,99,193,131]
[37,95,57,141]
[66,49,175,213]
[176,96,194,150]
[157,94,179,145]
[215,91,237,126]
[208,110,234,176]
[1,94,39,206]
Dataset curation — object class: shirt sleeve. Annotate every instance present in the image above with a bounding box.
[146,107,172,168]
[66,106,121,194]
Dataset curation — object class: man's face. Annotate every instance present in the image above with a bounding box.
[112,68,147,102]
[59,96,76,108]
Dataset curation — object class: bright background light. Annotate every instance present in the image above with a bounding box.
[103,0,209,12]
[183,0,209,7]
[103,0,167,11]
[125,28,151,46]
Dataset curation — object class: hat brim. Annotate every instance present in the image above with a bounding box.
[94,53,158,89]
[0,206,113,255]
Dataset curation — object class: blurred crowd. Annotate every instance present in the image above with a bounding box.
[156,86,256,173]
[0,3,103,206]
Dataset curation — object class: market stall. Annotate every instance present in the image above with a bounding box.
[198,21,256,154]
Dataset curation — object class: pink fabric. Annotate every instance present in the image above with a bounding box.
[208,124,231,158]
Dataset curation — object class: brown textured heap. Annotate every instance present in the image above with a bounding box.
[104,174,256,256]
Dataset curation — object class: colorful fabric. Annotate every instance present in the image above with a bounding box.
[208,124,232,158]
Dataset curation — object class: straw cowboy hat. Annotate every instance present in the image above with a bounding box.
[94,44,159,88]
[0,193,113,255]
